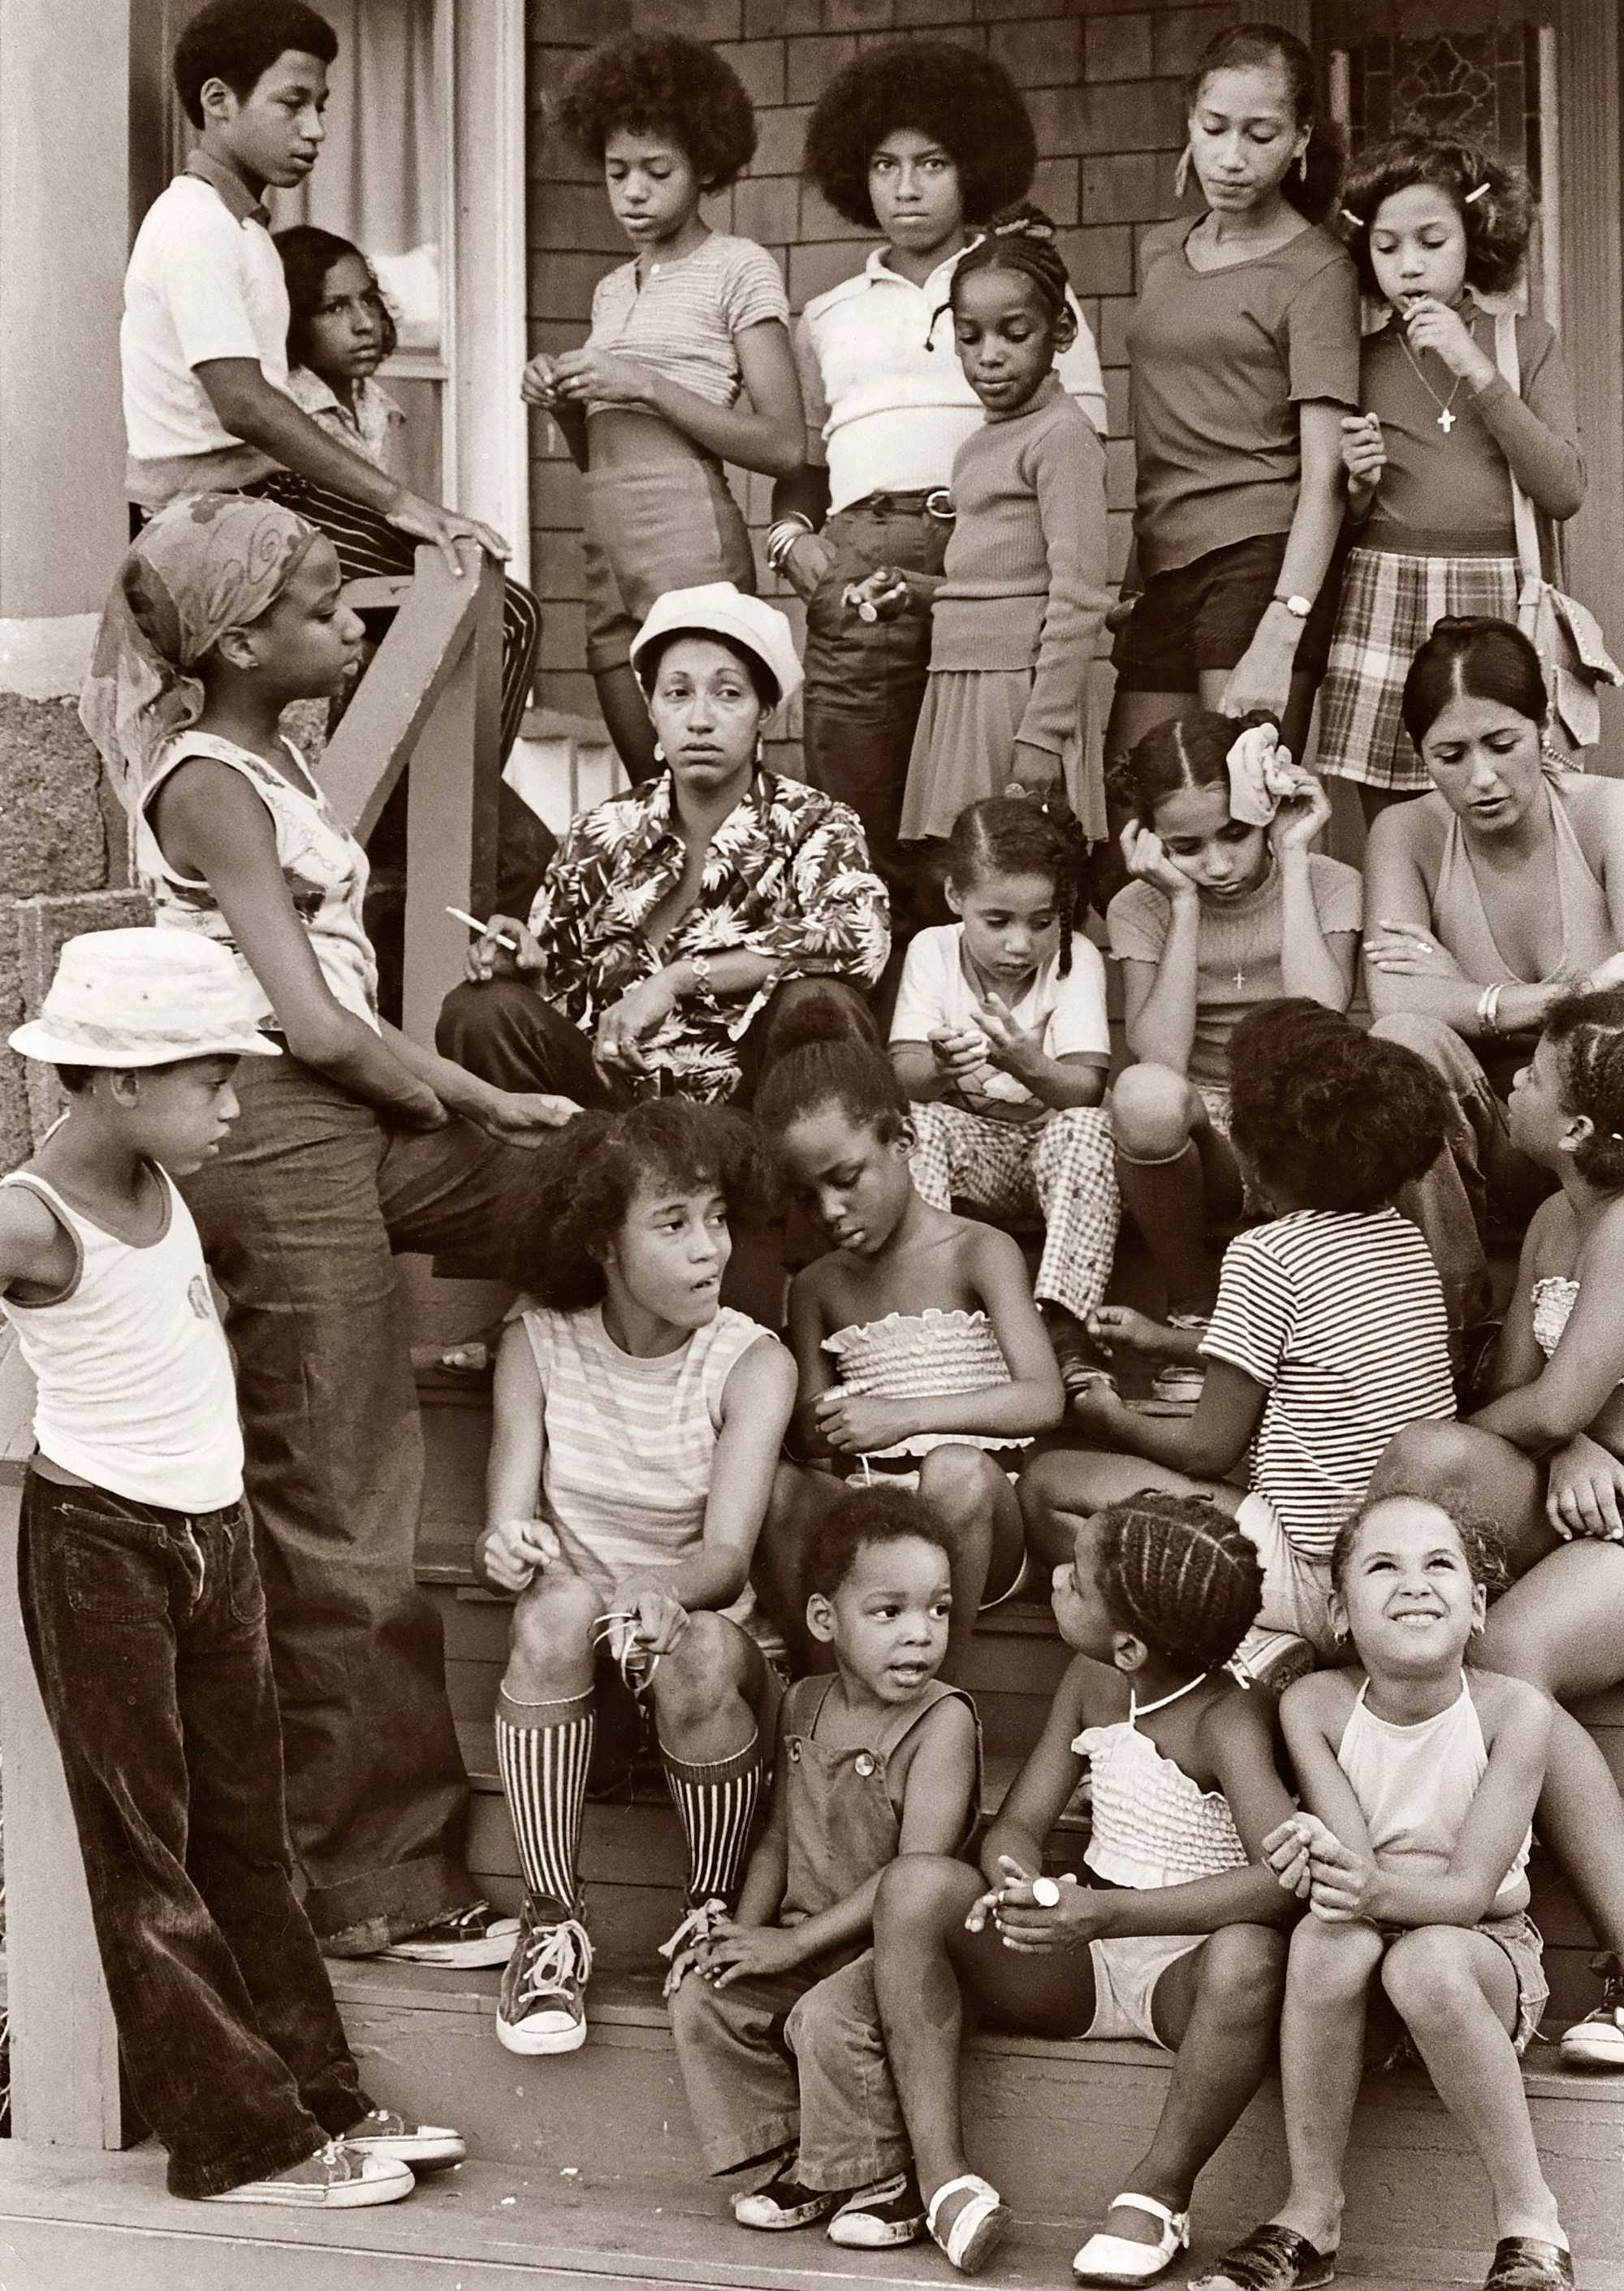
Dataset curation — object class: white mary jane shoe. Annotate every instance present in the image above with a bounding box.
[1073,2193,1190,2285]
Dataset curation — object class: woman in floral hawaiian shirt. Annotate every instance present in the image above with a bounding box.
[439,585,890,1108]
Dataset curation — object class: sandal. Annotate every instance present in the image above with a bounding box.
[1481,2238,1573,2291]
[1192,2224,1336,2291]
[732,2158,840,2233]
[1073,2193,1190,2285]
[827,2168,926,2249]
[926,2172,1013,2276]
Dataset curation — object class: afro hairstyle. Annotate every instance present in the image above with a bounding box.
[555,32,758,192]
[806,1483,954,1602]
[1226,998,1452,1213]
[803,40,1037,231]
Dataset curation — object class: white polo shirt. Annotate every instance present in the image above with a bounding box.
[795,244,1108,517]
[123,151,289,508]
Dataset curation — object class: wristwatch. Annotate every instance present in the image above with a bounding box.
[1272,593,1312,619]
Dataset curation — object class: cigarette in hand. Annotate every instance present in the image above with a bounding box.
[447,906,519,953]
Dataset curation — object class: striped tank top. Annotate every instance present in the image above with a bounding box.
[520,1302,776,1645]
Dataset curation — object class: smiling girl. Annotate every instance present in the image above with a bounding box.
[1315,138,1582,823]
[520,32,804,776]
[1105,714,1361,1320]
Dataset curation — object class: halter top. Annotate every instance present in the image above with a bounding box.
[1337,1675,1531,1906]
[823,1308,1029,1460]
[1434,786,1611,1023]
[1072,1675,1249,1891]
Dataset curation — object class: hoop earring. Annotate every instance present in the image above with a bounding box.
[1173,144,1193,201]
[1296,148,1308,184]
[653,741,665,763]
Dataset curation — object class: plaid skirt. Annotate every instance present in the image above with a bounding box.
[1315,547,1519,791]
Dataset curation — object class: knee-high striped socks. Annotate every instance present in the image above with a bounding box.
[495,1688,594,1919]
[661,1728,762,1908]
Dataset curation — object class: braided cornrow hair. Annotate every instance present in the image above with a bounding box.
[1543,984,1624,1191]
[1094,1491,1264,1674]
[945,200,1073,331]
[942,797,1091,977]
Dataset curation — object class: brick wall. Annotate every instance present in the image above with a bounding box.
[525,0,1242,764]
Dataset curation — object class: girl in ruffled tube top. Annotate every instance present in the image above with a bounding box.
[757,1027,1065,1677]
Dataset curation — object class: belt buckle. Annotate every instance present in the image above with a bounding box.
[925,487,956,522]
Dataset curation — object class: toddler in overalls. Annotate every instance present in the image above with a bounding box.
[667,1486,982,2250]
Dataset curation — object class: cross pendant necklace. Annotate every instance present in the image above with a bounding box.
[1232,966,1246,989]
[1400,331,1464,434]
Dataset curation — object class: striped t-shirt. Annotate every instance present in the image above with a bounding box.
[520,1300,777,1643]
[584,233,789,417]
[1201,1208,1455,1559]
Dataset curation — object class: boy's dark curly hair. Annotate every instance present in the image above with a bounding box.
[556,32,757,192]
[808,1484,953,1602]
[804,41,1038,231]
[1227,999,1451,1212]
[1185,23,1343,227]
[1542,984,1624,1191]
[1339,134,1535,300]
[1330,1492,1509,1604]
[944,797,1091,978]
[1092,1490,1264,1673]
[274,225,397,372]
[511,1100,768,1310]
[174,0,337,129]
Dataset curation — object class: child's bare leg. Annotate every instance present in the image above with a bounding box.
[1381,1927,1560,2245]
[757,1462,844,1672]
[1270,1914,1384,2251]
[1020,1447,1239,1571]
[1096,1926,1285,2249]
[1111,1068,1241,1317]
[594,662,659,780]
[915,1446,1023,1676]
[873,1856,1096,2208]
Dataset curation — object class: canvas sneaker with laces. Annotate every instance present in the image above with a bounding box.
[496,1904,594,2055]
[204,2136,414,2208]
[344,2107,467,2168]
[1558,1952,1624,2068]
[382,1899,521,1967]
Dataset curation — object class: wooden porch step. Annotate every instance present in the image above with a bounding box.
[319,1944,1624,2280]
[12,2140,1619,2291]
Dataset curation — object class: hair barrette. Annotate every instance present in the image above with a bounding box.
[992,214,1055,241]
[1465,182,1492,205]
[1341,207,1366,229]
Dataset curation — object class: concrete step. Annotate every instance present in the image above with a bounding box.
[10,2141,1619,2291]
[322,1949,1624,2282]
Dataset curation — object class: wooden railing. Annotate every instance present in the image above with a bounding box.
[0,543,507,2151]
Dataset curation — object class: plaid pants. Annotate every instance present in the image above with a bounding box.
[908,1101,1119,1321]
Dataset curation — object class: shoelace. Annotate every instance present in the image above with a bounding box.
[592,1609,661,1696]
[511,1916,593,2012]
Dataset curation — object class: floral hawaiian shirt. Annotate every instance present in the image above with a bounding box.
[526,767,890,1101]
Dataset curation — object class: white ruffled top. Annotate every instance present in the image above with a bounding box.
[823,1308,1028,1459]
[1072,1710,1249,1890]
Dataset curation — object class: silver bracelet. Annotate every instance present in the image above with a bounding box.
[689,953,721,1011]
[1477,982,1504,1035]
[765,514,814,573]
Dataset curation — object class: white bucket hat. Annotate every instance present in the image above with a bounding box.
[629,583,804,714]
[9,929,282,1068]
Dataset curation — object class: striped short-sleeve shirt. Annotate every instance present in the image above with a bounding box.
[521,1300,776,1640]
[1201,1208,1455,1559]
[584,233,788,417]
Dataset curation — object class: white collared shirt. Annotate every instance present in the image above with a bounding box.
[794,244,1107,515]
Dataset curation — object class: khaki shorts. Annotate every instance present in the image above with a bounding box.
[581,458,755,673]
[1084,1931,1205,2047]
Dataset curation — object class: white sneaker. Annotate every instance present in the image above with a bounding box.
[1559,1955,1624,2069]
[382,1900,521,1968]
[204,2138,414,2208]
[345,2107,467,2168]
[496,1906,594,2055]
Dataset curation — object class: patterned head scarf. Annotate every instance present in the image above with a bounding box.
[79,491,317,809]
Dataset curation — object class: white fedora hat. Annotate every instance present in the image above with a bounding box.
[629,582,804,713]
[9,929,282,1068]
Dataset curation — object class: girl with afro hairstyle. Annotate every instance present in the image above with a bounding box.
[1369,985,1624,2078]
[1108,23,1358,776]
[1316,136,1583,821]
[521,32,804,777]
[769,42,1104,935]
[1024,999,1456,1666]
[477,1097,795,2060]
[870,1489,1295,2280]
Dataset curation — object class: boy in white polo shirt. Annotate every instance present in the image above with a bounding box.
[123,0,540,764]
[1,930,464,2209]
[768,43,1105,932]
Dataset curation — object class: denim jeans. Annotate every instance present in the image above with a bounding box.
[179,1052,546,1946]
[801,499,952,936]
[18,1470,370,2196]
